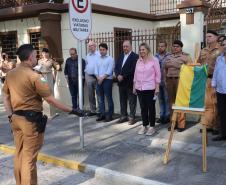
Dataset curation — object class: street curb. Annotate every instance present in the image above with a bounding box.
[85,164,171,185]
[0,144,170,185]
[0,145,86,172]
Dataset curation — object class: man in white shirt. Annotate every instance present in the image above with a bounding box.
[85,41,100,116]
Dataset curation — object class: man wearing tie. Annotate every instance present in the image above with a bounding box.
[115,40,139,124]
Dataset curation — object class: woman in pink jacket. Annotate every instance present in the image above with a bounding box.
[133,43,161,136]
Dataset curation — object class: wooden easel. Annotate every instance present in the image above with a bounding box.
[163,106,207,172]
[163,44,208,172]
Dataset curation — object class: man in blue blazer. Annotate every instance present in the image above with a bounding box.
[115,40,139,124]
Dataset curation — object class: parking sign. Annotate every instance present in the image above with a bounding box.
[69,0,92,40]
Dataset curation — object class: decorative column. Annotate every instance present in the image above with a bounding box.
[39,12,63,65]
[177,0,210,60]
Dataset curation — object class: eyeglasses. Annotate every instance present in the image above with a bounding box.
[173,45,180,48]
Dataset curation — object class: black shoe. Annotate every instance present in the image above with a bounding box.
[69,108,85,117]
[96,116,105,121]
[177,128,185,132]
[157,117,169,124]
[199,128,213,133]
[161,120,168,125]
[105,117,113,122]
[156,118,162,123]
[212,129,219,135]
[117,117,128,123]
[165,117,170,124]
[128,118,136,125]
[212,136,226,141]
[87,112,97,116]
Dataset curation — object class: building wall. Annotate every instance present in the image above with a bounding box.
[154,19,180,28]
[61,12,154,57]
[0,18,40,45]
[63,0,150,13]
[180,12,204,61]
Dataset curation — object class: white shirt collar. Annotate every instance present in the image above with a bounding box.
[124,51,132,56]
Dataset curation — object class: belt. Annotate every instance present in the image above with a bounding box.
[86,74,97,79]
[14,110,42,117]
[90,74,97,79]
[167,77,179,79]
[208,74,213,78]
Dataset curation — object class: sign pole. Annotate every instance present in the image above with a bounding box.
[78,40,84,148]
[69,0,92,149]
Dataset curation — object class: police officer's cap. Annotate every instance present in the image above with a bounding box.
[173,40,183,47]
[207,30,218,36]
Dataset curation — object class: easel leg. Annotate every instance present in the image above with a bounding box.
[163,112,177,164]
[202,124,207,172]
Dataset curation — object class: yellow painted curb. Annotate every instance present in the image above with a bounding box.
[0,145,86,172]
[0,145,15,155]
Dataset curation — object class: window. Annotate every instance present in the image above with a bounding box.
[0,31,17,59]
[114,28,132,60]
[29,30,42,59]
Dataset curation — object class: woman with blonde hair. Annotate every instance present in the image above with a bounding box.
[133,42,161,135]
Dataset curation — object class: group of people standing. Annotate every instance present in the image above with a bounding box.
[63,38,188,136]
[2,29,226,185]
[198,30,226,141]
[156,30,226,140]
[64,30,226,139]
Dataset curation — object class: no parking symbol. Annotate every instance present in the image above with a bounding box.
[72,0,89,13]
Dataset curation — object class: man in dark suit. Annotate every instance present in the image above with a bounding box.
[115,40,139,124]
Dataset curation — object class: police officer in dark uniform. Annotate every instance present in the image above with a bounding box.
[3,44,83,185]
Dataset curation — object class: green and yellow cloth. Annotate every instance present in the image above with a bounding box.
[175,64,208,108]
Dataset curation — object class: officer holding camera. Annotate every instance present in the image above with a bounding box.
[2,44,83,185]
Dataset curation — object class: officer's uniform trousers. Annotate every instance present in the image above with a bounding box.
[201,78,218,129]
[11,115,44,185]
[166,77,185,128]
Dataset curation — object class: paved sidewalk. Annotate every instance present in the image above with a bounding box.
[0,151,104,185]
[1,99,226,185]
